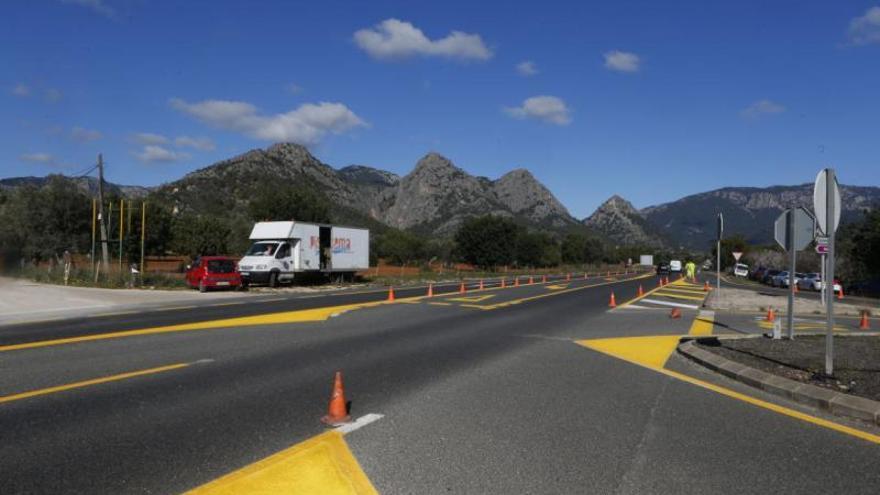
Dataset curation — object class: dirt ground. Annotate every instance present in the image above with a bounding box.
[705,286,877,317]
[699,335,880,402]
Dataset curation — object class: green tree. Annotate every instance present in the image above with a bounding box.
[248,184,332,223]
[561,233,587,264]
[454,216,520,269]
[169,214,232,257]
[710,234,749,269]
[515,231,561,268]
[376,229,426,265]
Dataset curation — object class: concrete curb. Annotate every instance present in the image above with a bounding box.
[678,337,880,427]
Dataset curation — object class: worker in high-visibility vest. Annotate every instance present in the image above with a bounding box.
[685,260,697,282]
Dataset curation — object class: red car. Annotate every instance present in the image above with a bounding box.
[185,256,242,292]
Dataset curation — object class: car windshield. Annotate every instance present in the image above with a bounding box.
[246,242,279,257]
[207,259,236,273]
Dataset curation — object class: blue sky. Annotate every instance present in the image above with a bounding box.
[2,1,879,218]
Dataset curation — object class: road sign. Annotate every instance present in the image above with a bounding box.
[732,251,743,261]
[815,236,829,254]
[774,207,815,251]
[814,169,841,235]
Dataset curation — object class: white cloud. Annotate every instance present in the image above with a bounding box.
[71,126,103,142]
[170,98,367,146]
[516,60,538,76]
[134,145,190,163]
[20,153,55,164]
[45,88,63,103]
[131,132,169,145]
[504,95,572,125]
[604,50,640,73]
[741,99,786,118]
[60,0,114,18]
[12,83,30,97]
[849,6,880,45]
[353,18,492,61]
[174,136,215,151]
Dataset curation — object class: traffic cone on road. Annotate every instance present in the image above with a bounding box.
[501,278,506,288]
[658,278,663,289]
[387,286,395,302]
[427,283,433,298]
[460,282,467,294]
[609,292,617,308]
[542,274,547,284]
[321,371,351,425]
[793,283,799,294]
[584,272,588,280]
[566,273,571,282]
[670,308,682,319]
[515,277,520,287]
[529,276,534,285]
[637,285,644,297]
[860,311,870,330]
[765,307,775,322]
[703,281,710,292]
[479,279,484,290]
[838,286,845,300]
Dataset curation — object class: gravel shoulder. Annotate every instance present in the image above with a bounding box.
[706,285,877,317]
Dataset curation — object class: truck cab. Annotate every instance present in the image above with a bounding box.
[238,240,298,287]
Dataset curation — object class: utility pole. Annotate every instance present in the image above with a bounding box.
[97,154,110,274]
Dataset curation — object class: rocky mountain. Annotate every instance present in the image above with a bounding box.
[150,143,576,236]
[0,175,150,199]
[583,195,663,247]
[588,184,880,251]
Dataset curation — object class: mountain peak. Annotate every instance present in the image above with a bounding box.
[412,152,460,176]
[585,195,660,247]
[597,195,638,214]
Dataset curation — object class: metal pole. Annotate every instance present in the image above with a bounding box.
[786,209,796,340]
[90,198,96,272]
[119,199,124,272]
[716,240,721,290]
[825,169,836,375]
[820,253,826,306]
[97,154,110,273]
[140,201,146,276]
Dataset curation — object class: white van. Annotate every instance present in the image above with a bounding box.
[733,263,749,277]
[237,221,369,287]
[669,260,682,273]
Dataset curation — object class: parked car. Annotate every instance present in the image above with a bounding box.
[778,272,805,288]
[750,266,767,281]
[733,263,749,277]
[186,256,242,292]
[669,260,682,273]
[770,271,789,287]
[797,273,821,291]
[656,262,670,275]
[762,269,781,285]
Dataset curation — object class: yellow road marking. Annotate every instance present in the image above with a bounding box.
[756,321,848,332]
[186,430,377,495]
[576,334,880,445]
[447,294,496,303]
[0,302,385,353]
[653,291,707,301]
[689,314,714,336]
[546,284,569,290]
[478,273,652,311]
[0,362,189,405]
[655,286,707,294]
[428,302,452,306]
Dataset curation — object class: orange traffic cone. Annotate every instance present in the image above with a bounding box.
[793,282,799,294]
[387,286,395,302]
[584,272,588,280]
[542,274,547,284]
[658,278,663,288]
[670,308,682,319]
[321,371,351,425]
[609,292,617,308]
[427,283,433,297]
[860,311,870,330]
[515,277,520,287]
[838,286,844,300]
[459,282,467,294]
[703,281,710,292]
[607,270,611,277]
[566,273,571,282]
[501,278,507,288]
[479,279,484,290]
[765,307,775,322]
[529,276,534,285]
[637,285,644,297]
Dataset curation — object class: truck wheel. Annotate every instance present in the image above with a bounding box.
[269,271,279,288]
[198,280,207,293]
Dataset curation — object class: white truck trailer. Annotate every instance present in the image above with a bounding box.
[237,221,369,287]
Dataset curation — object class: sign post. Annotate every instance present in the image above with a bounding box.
[814,168,841,375]
[774,207,815,340]
[716,213,723,291]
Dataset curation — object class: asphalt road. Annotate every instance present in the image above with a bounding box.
[2,271,879,494]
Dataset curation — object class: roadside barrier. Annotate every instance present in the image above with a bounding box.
[321,371,351,426]
[609,292,617,308]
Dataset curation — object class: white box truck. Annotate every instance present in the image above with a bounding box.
[237,221,369,287]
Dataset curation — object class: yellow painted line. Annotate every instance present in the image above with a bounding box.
[0,301,385,353]
[653,291,708,301]
[186,430,377,495]
[0,362,189,405]
[576,333,880,445]
[478,272,653,311]
[428,302,452,306]
[689,314,714,336]
[459,304,493,310]
[546,284,569,290]
[210,302,245,307]
[756,321,848,332]
[447,294,495,303]
[655,286,708,295]
[614,280,667,309]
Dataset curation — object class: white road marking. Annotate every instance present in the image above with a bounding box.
[640,298,700,309]
[336,413,384,434]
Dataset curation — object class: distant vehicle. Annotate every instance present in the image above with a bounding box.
[762,269,781,285]
[750,266,767,281]
[778,272,805,288]
[770,271,789,287]
[238,221,369,287]
[798,273,821,291]
[733,263,749,277]
[186,256,242,292]
[656,262,670,275]
[669,260,682,273]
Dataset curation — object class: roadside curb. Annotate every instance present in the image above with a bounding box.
[678,336,880,427]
